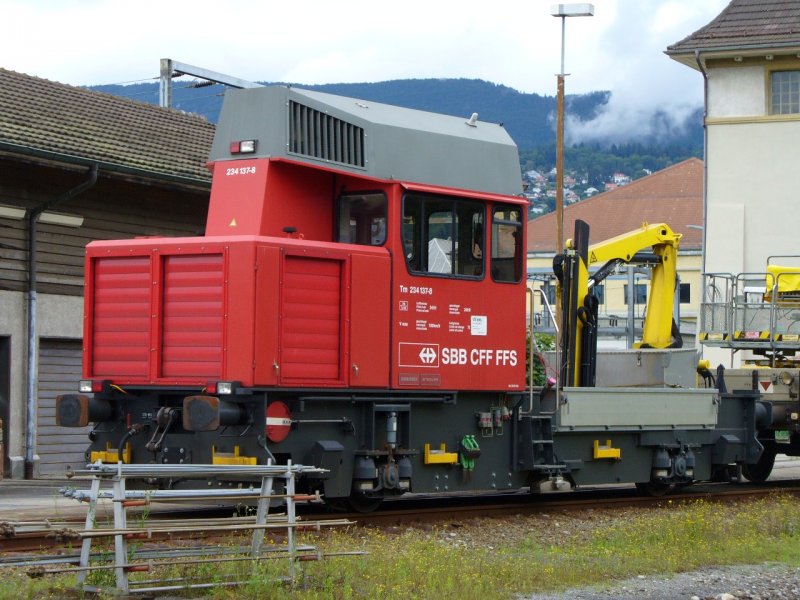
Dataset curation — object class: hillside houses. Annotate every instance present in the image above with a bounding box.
[522,165,633,216]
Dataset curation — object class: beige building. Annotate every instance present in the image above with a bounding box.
[526,159,703,347]
[666,0,800,365]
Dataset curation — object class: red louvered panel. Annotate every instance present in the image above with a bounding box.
[93,331,149,347]
[94,286,150,304]
[161,254,224,378]
[91,256,151,377]
[281,256,342,381]
[162,330,223,347]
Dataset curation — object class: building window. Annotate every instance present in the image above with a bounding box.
[544,283,557,305]
[402,193,484,278]
[771,71,800,115]
[591,283,605,304]
[624,283,647,305]
[679,282,691,304]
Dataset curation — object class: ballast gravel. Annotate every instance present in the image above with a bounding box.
[520,563,800,600]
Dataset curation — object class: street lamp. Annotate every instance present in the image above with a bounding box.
[551,3,593,378]
[551,3,594,255]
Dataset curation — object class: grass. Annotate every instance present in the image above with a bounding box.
[3,495,800,599]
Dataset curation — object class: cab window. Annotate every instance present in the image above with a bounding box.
[403,192,484,278]
[491,204,522,283]
[336,192,387,245]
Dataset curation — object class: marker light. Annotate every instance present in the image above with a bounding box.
[216,381,234,395]
[229,140,257,154]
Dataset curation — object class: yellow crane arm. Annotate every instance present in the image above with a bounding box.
[556,221,682,388]
[587,222,682,349]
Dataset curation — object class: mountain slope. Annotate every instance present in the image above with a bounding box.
[89,78,702,152]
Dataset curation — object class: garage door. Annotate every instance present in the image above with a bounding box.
[37,339,90,476]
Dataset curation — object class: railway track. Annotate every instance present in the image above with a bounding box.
[351,479,800,525]
[4,480,800,557]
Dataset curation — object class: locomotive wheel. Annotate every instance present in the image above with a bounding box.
[742,442,777,483]
[635,481,673,497]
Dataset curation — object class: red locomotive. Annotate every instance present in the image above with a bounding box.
[57,86,764,509]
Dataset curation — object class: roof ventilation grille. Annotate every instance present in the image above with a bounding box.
[288,101,365,168]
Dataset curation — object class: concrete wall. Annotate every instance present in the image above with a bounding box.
[708,66,765,117]
[706,120,800,273]
[0,290,26,477]
[0,290,82,477]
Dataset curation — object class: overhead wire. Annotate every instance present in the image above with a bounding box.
[99,76,159,86]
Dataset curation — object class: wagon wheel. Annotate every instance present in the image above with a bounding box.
[742,441,777,483]
[635,481,674,497]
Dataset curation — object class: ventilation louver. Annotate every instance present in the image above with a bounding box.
[288,101,365,168]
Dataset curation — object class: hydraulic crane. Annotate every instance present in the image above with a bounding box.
[555,220,683,387]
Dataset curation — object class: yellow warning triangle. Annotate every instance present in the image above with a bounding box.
[589,251,597,263]
[229,218,237,227]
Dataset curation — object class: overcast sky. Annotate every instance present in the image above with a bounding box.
[3,0,730,141]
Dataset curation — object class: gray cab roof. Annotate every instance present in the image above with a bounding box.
[210,86,522,197]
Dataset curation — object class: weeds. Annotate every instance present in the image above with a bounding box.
[2,495,800,599]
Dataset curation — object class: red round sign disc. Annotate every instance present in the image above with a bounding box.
[266,401,292,443]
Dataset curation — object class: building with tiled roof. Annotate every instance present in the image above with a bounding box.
[0,68,214,185]
[667,0,800,365]
[666,0,800,272]
[667,0,800,65]
[527,159,704,346]
[527,158,703,253]
[0,69,215,479]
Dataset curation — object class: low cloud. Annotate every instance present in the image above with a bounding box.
[564,93,703,145]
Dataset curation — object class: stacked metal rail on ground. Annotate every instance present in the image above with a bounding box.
[12,461,360,595]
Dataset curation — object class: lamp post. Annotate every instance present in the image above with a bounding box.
[550,3,593,376]
[550,3,594,255]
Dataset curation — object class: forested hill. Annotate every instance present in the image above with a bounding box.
[91,78,703,182]
[291,79,613,150]
[90,78,701,151]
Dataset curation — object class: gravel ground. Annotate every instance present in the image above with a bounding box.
[520,563,800,600]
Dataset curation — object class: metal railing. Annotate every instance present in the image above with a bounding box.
[525,287,559,415]
[30,461,359,595]
[700,263,800,363]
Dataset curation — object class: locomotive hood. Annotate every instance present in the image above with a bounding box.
[210,85,523,197]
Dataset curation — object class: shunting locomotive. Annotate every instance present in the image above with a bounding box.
[56,86,766,509]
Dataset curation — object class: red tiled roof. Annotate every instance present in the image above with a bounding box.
[527,158,703,252]
[666,0,800,57]
[0,68,214,185]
